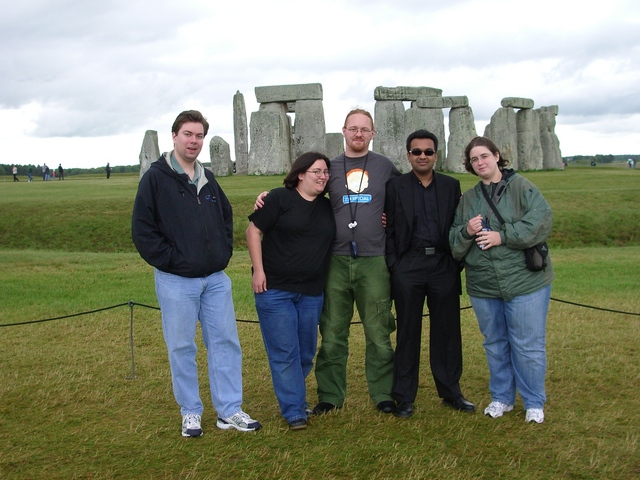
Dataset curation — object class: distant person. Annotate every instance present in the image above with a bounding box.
[27,166,33,182]
[132,110,261,437]
[590,160,596,166]
[12,165,19,182]
[106,163,111,179]
[385,129,474,418]
[450,136,554,424]
[247,152,335,430]
[42,163,47,181]
[44,165,50,181]
[58,164,64,180]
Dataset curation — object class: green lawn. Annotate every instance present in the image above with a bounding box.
[0,166,639,479]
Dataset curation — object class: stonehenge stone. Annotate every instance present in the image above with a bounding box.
[325,132,345,160]
[209,136,233,177]
[484,107,519,169]
[538,106,563,169]
[516,109,544,170]
[501,97,535,109]
[374,86,442,101]
[292,99,326,158]
[139,130,160,179]
[233,91,249,175]
[255,83,323,103]
[373,100,407,171]
[416,96,469,109]
[406,103,446,172]
[446,106,477,173]
[249,102,292,175]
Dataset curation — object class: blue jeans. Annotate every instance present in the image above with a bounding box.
[470,285,551,410]
[255,289,323,422]
[155,269,243,418]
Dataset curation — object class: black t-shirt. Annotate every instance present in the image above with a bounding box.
[248,187,335,295]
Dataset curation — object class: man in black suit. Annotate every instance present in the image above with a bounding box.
[385,129,474,418]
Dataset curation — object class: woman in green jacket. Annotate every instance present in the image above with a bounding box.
[449,136,554,424]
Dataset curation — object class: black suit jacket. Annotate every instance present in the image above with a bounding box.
[385,171,462,271]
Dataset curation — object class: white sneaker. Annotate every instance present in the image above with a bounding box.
[484,401,514,418]
[181,413,203,437]
[525,408,544,424]
[217,410,262,432]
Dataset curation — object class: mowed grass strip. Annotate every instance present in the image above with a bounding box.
[1,166,639,252]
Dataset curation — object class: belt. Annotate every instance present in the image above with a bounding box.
[408,246,438,256]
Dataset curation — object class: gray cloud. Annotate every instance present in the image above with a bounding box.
[0,0,639,160]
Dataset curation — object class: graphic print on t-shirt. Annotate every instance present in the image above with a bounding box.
[342,168,372,204]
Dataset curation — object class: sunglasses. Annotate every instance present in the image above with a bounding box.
[409,148,436,157]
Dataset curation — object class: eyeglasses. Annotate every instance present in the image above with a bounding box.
[409,148,436,157]
[307,169,331,177]
[470,153,493,164]
[345,127,373,134]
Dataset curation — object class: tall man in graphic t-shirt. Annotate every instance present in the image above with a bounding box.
[313,109,401,414]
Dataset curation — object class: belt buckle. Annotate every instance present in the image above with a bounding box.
[424,247,436,255]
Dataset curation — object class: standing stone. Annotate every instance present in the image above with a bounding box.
[374,100,406,171]
[139,130,160,179]
[249,103,292,175]
[516,108,543,170]
[446,107,477,173]
[325,132,344,160]
[406,103,447,172]
[292,99,326,158]
[484,107,518,170]
[233,91,249,175]
[209,136,233,177]
[538,106,563,169]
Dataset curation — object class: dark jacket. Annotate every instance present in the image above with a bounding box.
[385,171,462,272]
[131,153,233,278]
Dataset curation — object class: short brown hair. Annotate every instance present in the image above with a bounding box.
[171,110,210,136]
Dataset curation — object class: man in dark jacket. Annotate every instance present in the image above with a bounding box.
[385,129,474,418]
[131,110,261,437]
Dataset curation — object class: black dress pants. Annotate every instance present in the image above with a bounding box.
[391,252,463,403]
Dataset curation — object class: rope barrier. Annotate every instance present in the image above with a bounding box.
[0,297,637,329]
[1,298,636,378]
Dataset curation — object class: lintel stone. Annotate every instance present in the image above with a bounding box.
[501,97,535,109]
[255,83,323,103]
[374,86,442,101]
[416,96,469,109]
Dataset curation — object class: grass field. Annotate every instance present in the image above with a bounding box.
[0,166,639,479]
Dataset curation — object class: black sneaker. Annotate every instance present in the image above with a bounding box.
[312,402,338,415]
[288,418,307,431]
[377,400,396,414]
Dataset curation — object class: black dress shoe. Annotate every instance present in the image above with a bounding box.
[394,402,414,418]
[377,400,396,414]
[442,396,476,413]
[312,401,338,415]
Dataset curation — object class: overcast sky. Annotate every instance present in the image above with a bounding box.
[1,0,639,169]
